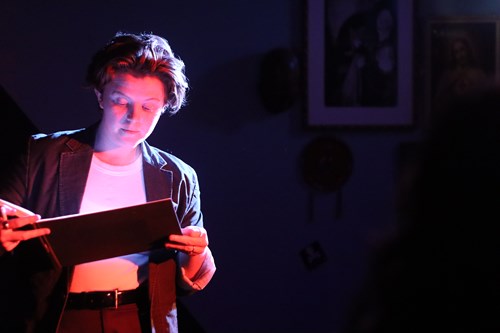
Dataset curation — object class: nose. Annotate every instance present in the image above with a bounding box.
[125,103,142,122]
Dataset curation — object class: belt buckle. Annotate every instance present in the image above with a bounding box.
[114,289,122,309]
[105,289,122,309]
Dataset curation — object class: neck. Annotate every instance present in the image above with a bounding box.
[94,147,141,166]
[94,123,143,165]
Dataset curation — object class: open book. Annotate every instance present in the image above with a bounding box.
[0,198,181,268]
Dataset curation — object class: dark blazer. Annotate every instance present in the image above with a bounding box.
[0,123,203,333]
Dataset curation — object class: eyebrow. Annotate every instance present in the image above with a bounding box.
[110,91,162,102]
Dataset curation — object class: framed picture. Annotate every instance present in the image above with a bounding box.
[425,18,499,127]
[306,0,414,127]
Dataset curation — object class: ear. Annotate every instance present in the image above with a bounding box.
[94,89,104,109]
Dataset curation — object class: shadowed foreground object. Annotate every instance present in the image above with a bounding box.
[343,86,500,333]
[0,85,39,177]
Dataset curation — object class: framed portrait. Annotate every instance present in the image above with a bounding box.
[306,0,414,127]
[425,18,499,127]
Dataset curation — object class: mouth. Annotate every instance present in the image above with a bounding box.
[120,128,140,134]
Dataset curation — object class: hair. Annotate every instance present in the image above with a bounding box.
[86,32,189,115]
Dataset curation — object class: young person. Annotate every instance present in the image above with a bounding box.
[0,32,215,333]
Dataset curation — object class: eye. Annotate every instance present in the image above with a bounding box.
[142,103,161,113]
[112,97,129,107]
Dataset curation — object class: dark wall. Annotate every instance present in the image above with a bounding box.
[1,1,497,332]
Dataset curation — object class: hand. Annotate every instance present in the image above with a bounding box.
[0,206,50,254]
[165,225,208,256]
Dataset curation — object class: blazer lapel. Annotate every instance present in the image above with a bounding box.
[59,150,92,215]
[143,160,172,201]
[58,129,95,216]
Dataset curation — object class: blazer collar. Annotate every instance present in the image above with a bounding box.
[58,124,172,215]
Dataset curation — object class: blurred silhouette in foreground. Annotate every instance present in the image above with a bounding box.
[344,84,500,333]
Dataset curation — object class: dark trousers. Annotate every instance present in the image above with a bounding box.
[58,303,150,333]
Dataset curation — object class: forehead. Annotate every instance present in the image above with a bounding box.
[105,73,165,100]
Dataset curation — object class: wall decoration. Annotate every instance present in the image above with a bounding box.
[300,136,353,193]
[426,17,498,127]
[299,241,327,270]
[300,136,353,221]
[258,48,300,113]
[306,0,413,127]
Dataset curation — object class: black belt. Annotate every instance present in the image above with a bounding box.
[66,286,147,310]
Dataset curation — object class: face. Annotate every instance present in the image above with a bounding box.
[95,73,165,151]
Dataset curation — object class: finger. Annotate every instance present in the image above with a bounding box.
[165,243,202,256]
[165,242,196,252]
[1,228,50,253]
[188,245,198,256]
[0,199,35,217]
[0,229,51,245]
[11,228,51,241]
[181,226,206,237]
[189,228,205,238]
[165,242,185,251]
[3,241,20,252]
[0,207,7,221]
[172,226,209,247]
[168,234,208,247]
[4,215,41,230]
[2,206,16,215]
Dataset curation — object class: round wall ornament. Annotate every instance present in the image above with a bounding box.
[300,136,353,193]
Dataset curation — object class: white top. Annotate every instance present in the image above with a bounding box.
[69,154,148,292]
